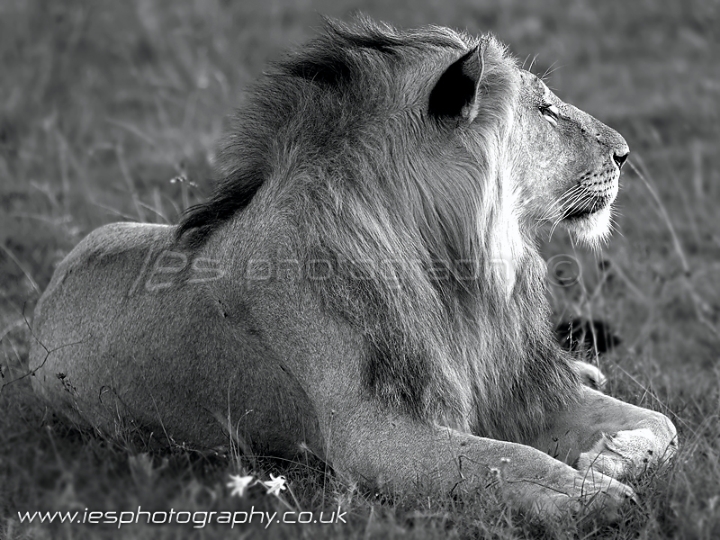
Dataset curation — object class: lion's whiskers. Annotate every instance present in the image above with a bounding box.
[545,184,586,240]
[541,61,562,81]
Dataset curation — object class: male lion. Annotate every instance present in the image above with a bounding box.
[30,19,676,520]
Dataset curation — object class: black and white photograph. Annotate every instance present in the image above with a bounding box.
[1,0,718,538]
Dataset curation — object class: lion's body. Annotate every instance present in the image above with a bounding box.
[32,220,326,457]
[30,19,675,520]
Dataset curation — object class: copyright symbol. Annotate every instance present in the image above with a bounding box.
[547,254,582,287]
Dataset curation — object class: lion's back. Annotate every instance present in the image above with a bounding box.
[31,222,175,344]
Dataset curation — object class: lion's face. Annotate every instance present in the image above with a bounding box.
[511,71,629,244]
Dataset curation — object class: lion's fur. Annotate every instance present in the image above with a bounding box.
[176,18,579,442]
[30,18,676,519]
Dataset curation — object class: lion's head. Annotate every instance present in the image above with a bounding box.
[177,18,629,441]
[512,70,629,245]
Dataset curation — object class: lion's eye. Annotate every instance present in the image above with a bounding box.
[539,104,560,127]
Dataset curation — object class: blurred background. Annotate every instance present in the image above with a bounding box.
[1,0,719,537]
[3,0,718,388]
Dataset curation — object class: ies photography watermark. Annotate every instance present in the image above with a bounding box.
[130,248,583,295]
[17,473,346,530]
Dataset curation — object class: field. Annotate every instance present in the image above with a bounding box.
[1,0,719,538]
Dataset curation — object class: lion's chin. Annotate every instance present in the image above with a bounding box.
[565,206,613,248]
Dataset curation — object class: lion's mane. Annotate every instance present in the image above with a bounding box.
[177,18,580,443]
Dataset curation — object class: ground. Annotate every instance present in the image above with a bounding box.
[1,0,719,538]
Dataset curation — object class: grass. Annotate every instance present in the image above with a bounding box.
[1,0,719,538]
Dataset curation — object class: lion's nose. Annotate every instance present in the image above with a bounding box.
[613,151,629,170]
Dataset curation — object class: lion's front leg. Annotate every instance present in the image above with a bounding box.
[328,406,636,523]
[533,386,677,480]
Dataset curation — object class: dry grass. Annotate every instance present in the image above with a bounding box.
[1,0,719,538]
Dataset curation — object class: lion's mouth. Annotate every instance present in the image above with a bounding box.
[562,194,612,221]
[562,166,619,222]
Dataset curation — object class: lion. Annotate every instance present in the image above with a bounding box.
[30,18,676,521]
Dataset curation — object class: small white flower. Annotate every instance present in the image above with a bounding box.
[226,474,255,497]
[261,474,287,497]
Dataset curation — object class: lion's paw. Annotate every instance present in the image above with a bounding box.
[553,470,635,520]
[501,462,635,522]
[573,360,607,391]
[509,467,635,523]
[577,420,678,479]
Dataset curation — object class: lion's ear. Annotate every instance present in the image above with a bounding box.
[429,45,485,124]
